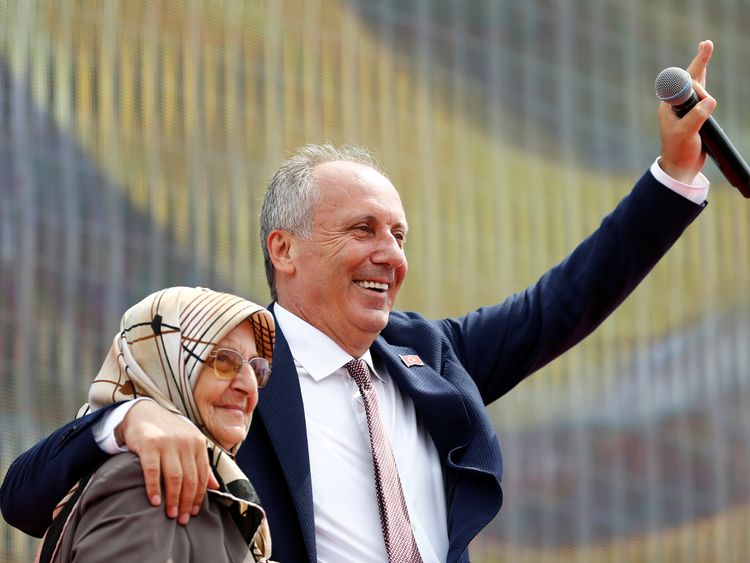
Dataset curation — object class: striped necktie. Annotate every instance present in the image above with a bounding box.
[345,359,423,563]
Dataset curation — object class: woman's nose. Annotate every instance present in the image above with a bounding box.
[230,364,257,394]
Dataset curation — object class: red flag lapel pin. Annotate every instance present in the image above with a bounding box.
[399,354,424,367]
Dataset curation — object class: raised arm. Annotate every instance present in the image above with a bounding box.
[445,41,717,403]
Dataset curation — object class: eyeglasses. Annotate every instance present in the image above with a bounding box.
[206,348,271,388]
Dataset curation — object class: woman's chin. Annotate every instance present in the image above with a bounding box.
[211,424,246,450]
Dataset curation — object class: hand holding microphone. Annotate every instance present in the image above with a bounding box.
[655,60,750,197]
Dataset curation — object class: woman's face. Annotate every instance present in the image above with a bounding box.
[194,320,260,450]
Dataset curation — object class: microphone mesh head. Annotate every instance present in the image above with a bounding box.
[655,67,694,106]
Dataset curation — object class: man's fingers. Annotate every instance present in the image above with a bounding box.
[658,93,713,183]
[161,455,183,520]
[693,81,710,100]
[139,451,163,507]
[658,82,715,139]
[686,40,713,86]
[657,39,715,183]
[191,448,211,516]
[119,400,212,522]
[683,94,716,137]
[177,456,199,525]
[207,471,220,491]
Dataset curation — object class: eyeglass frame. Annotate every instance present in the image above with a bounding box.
[204,348,271,388]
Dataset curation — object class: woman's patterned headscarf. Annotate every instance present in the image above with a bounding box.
[52,287,274,560]
[80,286,274,456]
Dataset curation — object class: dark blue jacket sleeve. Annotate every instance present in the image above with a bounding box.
[443,171,706,404]
[0,404,118,537]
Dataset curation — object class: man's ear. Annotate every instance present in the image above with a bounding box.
[267,230,296,274]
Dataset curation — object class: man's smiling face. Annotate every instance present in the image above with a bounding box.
[279,160,408,356]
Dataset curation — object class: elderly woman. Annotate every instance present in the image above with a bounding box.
[39,287,275,562]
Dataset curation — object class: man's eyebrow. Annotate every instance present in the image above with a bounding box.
[351,214,408,232]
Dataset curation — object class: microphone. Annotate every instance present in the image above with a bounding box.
[655,66,750,198]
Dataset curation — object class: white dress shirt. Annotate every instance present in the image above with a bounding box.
[274,304,448,563]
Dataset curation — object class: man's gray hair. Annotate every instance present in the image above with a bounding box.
[260,143,386,301]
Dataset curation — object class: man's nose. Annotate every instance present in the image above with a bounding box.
[372,232,406,267]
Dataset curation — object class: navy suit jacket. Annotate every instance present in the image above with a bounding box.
[1,171,705,562]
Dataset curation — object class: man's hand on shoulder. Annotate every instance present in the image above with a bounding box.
[117,400,220,525]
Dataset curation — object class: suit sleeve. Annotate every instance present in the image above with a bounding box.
[0,405,117,537]
[444,170,706,403]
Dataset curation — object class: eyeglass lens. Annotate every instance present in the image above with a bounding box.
[212,348,271,387]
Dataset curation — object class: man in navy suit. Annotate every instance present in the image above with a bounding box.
[2,42,718,561]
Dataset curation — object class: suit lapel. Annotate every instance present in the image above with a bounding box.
[372,337,473,461]
[374,337,503,561]
[255,325,317,560]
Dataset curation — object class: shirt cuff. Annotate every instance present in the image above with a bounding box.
[92,398,153,454]
[650,158,710,205]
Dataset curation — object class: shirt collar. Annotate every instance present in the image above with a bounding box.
[273,303,378,382]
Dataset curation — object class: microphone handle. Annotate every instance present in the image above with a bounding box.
[673,93,750,198]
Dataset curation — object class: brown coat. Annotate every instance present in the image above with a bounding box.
[48,453,266,562]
